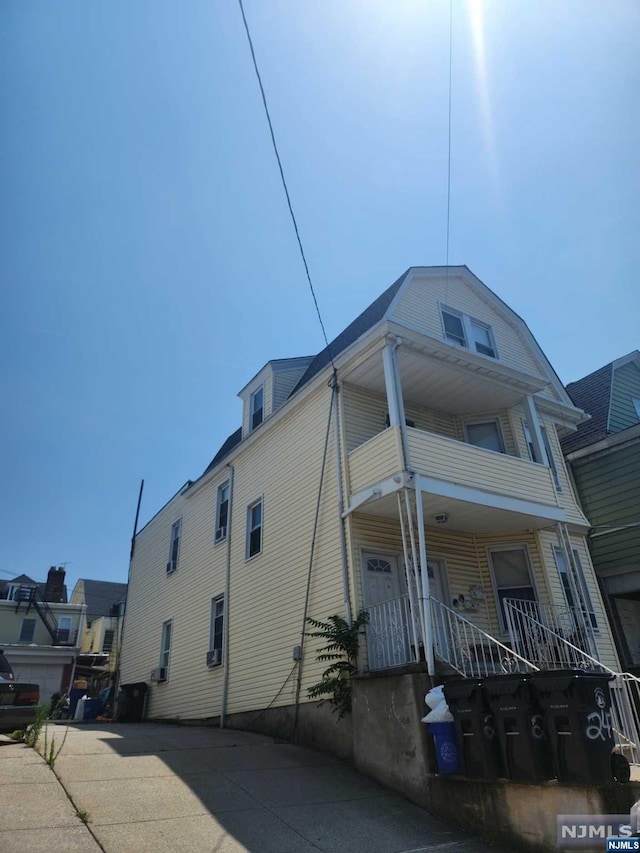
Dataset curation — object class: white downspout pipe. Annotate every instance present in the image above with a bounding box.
[332,375,353,624]
[220,464,234,728]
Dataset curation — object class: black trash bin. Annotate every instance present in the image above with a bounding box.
[117,682,148,723]
[531,670,615,785]
[483,673,555,782]
[444,678,504,779]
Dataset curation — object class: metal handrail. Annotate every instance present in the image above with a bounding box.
[365,594,419,671]
[430,596,538,678]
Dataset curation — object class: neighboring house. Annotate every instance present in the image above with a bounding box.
[120,265,620,731]
[0,567,85,699]
[561,351,640,672]
[70,579,127,671]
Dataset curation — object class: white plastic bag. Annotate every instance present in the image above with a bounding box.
[421,701,454,723]
[424,685,445,709]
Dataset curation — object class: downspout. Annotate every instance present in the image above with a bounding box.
[220,463,234,728]
[332,373,353,624]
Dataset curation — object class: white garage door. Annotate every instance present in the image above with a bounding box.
[6,663,64,701]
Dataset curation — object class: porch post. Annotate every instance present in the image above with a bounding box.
[415,477,435,676]
[523,394,546,467]
[382,335,410,470]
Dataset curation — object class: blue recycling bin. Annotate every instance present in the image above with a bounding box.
[429,722,462,775]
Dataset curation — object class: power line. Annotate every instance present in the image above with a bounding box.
[444,0,453,304]
[236,0,335,369]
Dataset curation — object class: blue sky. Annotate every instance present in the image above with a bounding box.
[1,1,638,593]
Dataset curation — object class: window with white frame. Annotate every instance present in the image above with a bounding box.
[552,546,598,629]
[464,419,505,453]
[441,306,497,358]
[215,481,230,544]
[209,596,225,663]
[523,422,561,489]
[489,547,537,631]
[167,519,182,574]
[250,387,264,430]
[246,498,263,559]
[19,618,36,643]
[160,620,172,674]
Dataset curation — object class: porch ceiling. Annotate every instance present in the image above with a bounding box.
[343,343,543,415]
[352,489,559,534]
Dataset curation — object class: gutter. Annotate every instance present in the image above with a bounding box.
[220,463,234,728]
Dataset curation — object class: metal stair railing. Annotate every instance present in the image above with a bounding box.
[505,597,640,765]
[365,593,419,671]
[430,596,538,678]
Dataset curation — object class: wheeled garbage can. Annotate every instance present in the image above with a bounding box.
[116,682,148,723]
[444,678,504,779]
[483,674,554,782]
[531,670,615,784]
[428,721,462,775]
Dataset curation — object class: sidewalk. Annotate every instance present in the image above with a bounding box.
[3,723,500,853]
[0,735,101,853]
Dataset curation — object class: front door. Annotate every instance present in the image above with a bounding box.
[362,553,409,670]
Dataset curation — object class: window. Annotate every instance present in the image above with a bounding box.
[441,306,498,359]
[490,547,537,631]
[167,519,182,574]
[209,596,225,662]
[215,481,230,543]
[246,498,263,559]
[442,309,466,346]
[19,618,36,643]
[57,616,72,643]
[384,413,415,429]
[524,422,561,489]
[160,620,172,673]
[553,546,598,629]
[465,420,505,453]
[633,398,640,420]
[250,387,264,430]
[103,629,115,652]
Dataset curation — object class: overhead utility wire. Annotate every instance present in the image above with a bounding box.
[444,0,453,305]
[237,0,335,370]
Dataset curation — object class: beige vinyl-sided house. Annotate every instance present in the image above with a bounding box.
[121,266,631,751]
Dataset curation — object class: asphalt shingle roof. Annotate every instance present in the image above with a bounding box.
[561,363,613,455]
[79,580,128,624]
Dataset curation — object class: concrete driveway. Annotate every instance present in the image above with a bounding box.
[3,722,500,853]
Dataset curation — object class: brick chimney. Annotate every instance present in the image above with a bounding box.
[44,566,65,603]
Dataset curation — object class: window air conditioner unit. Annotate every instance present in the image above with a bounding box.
[166,561,176,575]
[206,649,221,668]
[150,667,167,683]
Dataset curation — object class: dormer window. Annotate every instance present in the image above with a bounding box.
[250,387,264,430]
[441,306,497,359]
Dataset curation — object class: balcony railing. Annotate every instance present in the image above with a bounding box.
[347,426,559,513]
[365,594,420,671]
[504,598,600,670]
